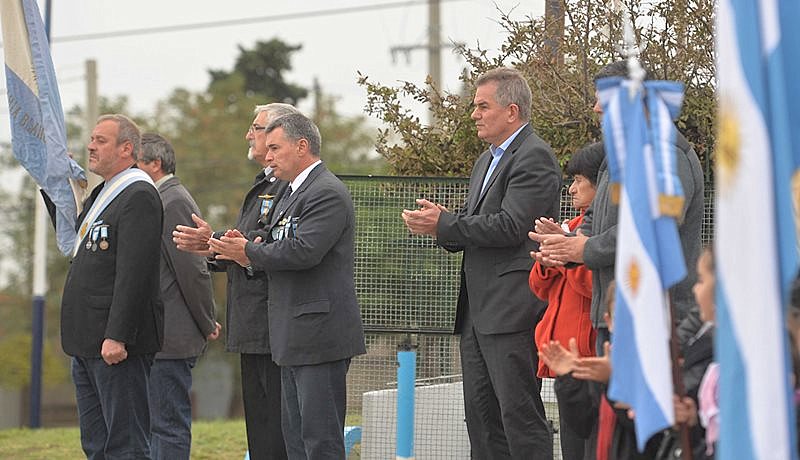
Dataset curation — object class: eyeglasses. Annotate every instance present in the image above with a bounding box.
[248,124,266,134]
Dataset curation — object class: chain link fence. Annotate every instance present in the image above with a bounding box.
[342,175,714,459]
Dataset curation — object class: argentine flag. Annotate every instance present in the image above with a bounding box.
[599,77,687,451]
[715,0,800,459]
[1,0,85,255]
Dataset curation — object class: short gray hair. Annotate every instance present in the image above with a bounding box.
[265,113,322,157]
[141,133,176,174]
[254,103,300,124]
[96,114,142,160]
[475,67,532,121]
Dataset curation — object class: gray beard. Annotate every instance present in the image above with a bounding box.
[247,147,254,161]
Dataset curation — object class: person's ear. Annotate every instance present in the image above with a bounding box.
[297,138,309,156]
[507,103,520,122]
[121,140,134,159]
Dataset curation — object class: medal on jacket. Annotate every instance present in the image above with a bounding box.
[90,225,100,251]
[85,220,104,251]
[259,194,274,217]
[258,194,275,226]
[273,217,289,241]
[98,225,109,250]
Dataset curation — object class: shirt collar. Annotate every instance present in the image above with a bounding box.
[490,123,528,157]
[290,160,322,194]
[155,173,174,188]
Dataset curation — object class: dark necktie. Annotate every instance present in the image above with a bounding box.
[276,185,293,218]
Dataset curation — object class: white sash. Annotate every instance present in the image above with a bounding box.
[72,168,154,258]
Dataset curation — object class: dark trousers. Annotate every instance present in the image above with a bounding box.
[460,312,552,460]
[241,353,287,460]
[72,354,154,460]
[148,357,196,460]
[281,359,350,460]
[556,392,587,460]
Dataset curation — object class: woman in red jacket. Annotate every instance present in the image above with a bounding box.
[529,142,605,460]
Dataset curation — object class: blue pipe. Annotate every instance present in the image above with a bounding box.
[396,349,416,459]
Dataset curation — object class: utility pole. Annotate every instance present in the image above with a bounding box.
[312,77,323,124]
[427,0,441,91]
[544,0,565,66]
[390,0,463,126]
[85,59,101,190]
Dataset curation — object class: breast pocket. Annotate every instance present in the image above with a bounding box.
[495,257,533,277]
[293,300,330,318]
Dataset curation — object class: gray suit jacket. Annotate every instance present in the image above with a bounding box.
[436,124,562,335]
[245,163,366,366]
[156,176,217,359]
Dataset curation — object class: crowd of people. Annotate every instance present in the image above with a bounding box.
[55,107,365,459]
[402,61,708,459]
[51,60,800,460]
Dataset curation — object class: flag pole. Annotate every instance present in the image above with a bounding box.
[620,14,691,459]
[667,297,693,460]
[28,0,54,430]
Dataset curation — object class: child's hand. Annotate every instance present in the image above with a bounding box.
[673,395,698,427]
[538,338,580,376]
[573,341,611,383]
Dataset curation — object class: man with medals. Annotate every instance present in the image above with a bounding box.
[137,133,220,460]
[209,113,366,460]
[59,114,164,458]
[172,104,299,460]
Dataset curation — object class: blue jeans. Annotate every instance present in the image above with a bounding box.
[72,354,154,460]
[148,358,197,460]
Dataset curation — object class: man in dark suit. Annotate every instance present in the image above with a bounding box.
[209,113,366,460]
[172,103,299,460]
[137,133,220,460]
[61,114,164,459]
[403,67,562,459]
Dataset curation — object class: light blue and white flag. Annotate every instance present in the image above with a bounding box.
[600,77,687,451]
[1,0,85,256]
[715,0,799,459]
[596,78,625,203]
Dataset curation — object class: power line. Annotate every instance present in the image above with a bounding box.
[9,0,466,45]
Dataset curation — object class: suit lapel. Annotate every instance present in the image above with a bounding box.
[470,124,533,213]
[236,170,269,227]
[269,163,326,227]
[76,184,103,231]
[467,152,490,215]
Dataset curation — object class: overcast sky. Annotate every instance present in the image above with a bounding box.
[0,0,546,285]
[1,0,545,140]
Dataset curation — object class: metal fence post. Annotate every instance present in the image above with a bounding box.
[396,340,417,459]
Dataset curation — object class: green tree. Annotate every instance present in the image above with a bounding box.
[312,88,384,175]
[359,0,715,176]
[0,146,71,388]
[209,39,308,105]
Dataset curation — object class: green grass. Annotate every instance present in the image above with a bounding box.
[0,418,246,460]
[0,416,363,460]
